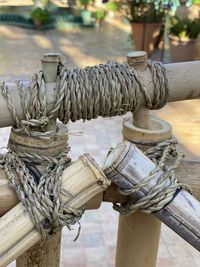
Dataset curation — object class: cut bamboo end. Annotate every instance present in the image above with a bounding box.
[0,154,110,266]
[41,53,60,83]
[127,51,148,71]
[103,142,130,171]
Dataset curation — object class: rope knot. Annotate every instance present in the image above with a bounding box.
[21,116,49,128]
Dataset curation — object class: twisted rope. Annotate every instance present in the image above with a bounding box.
[0,59,169,137]
[57,60,168,123]
[114,138,192,215]
[0,58,169,235]
[0,150,84,239]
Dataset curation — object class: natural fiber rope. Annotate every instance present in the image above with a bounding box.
[0,149,84,239]
[0,59,169,138]
[57,60,168,123]
[0,58,169,236]
[113,138,192,215]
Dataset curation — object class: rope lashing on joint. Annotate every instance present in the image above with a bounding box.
[0,149,84,239]
[0,58,169,237]
[0,59,169,137]
[113,138,192,215]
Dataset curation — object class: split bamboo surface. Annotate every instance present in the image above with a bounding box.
[0,61,200,128]
[0,154,110,267]
[104,141,200,251]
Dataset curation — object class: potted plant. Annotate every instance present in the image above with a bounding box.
[106,1,120,17]
[169,16,200,62]
[31,7,49,28]
[120,0,167,55]
[94,8,106,27]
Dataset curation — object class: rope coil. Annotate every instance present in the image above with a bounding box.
[0,149,84,239]
[113,138,192,215]
[0,59,169,138]
[0,58,169,236]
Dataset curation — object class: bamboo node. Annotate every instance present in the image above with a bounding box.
[0,125,87,240]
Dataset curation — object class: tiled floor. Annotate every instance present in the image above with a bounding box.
[0,16,199,267]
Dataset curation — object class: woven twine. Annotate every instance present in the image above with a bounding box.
[114,138,192,215]
[0,58,177,233]
[0,149,84,239]
[0,59,168,138]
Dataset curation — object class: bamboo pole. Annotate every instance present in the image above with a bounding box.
[0,60,200,128]
[0,169,105,217]
[16,231,61,267]
[0,154,110,267]
[103,141,200,251]
[115,52,161,267]
[15,53,61,267]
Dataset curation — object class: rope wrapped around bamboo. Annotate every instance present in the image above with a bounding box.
[113,139,192,215]
[0,59,169,138]
[0,58,169,239]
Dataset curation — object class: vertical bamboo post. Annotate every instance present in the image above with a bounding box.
[16,53,62,267]
[115,51,161,267]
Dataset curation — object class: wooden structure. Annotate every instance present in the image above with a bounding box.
[0,52,200,267]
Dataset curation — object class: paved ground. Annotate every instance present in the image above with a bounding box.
[0,17,199,266]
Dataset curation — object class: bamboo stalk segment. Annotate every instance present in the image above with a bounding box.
[104,141,200,251]
[0,61,200,128]
[0,154,110,267]
[114,50,161,267]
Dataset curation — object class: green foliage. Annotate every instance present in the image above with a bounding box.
[169,16,200,39]
[79,0,91,5]
[192,0,200,4]
[106,1,121,12]
[120,0,170,23]
[94,9,106,20]
[31,7,49,23]
[79,0,92,10]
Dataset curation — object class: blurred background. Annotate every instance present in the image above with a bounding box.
[0,0,200,266]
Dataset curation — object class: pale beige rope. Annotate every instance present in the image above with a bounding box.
[114,138,192,215]
[0,74,52,139]
[0,150,84,239]
[0,59,169,236]
[0,60,169,137]
[57,60,168,123]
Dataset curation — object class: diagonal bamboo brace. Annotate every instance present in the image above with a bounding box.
[0,154,110,267]
[103,141,200,251]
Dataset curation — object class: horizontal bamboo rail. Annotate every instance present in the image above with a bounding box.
[0,61,200,128]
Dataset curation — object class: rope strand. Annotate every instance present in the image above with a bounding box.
[0,60,169,137]
[0,58,170,236]
[114,138,192,215]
